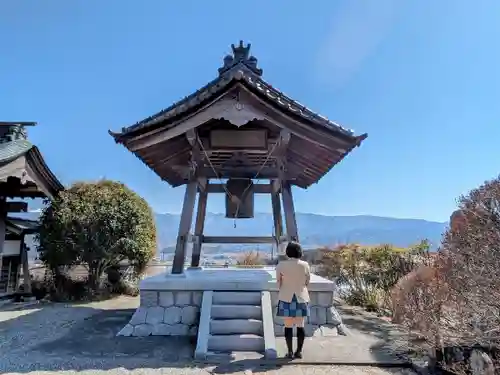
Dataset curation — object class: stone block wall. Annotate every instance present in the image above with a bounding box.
[271,290,343,337]
[117,290,202,337]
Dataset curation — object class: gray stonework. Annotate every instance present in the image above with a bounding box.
[117,290,202,337]
[119,289,343,338]
[271,290,344,337]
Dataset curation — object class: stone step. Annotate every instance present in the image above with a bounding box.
[212,291,261,306]
[208,334,265,353]
[210,319,263,335]
[211,305,261,320]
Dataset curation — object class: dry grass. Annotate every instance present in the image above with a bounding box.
[236,250,265,267]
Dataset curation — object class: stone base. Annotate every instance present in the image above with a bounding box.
[118,267,344,338]
[271,290,343,337]
[117,290,202,337]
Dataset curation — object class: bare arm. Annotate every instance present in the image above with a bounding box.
[305,263,311,287]
[276,264,283,288]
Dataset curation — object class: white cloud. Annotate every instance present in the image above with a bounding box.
[316,0,401,89]
[28,208,42,213]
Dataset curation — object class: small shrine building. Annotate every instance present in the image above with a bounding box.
[0,122,64,297]
[110,41,367,274]
[111,43,367,357]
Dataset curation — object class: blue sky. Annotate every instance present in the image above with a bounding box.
[1,0,499,222]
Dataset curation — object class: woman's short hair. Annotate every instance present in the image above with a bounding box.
[285,241,303,259]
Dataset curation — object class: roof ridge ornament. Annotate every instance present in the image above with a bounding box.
[0,122,34,144]
[218,41,263,77]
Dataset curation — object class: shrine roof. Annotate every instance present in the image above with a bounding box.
[6,216,39,235]
[108,42,367,188]
[0,122,64,198]
[110,41,364,143]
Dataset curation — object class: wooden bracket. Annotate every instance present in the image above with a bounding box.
[186,129,197,146]
[5,202,28,213]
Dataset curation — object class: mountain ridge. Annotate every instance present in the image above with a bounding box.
[155,212,447,252]
[19,211,447,260]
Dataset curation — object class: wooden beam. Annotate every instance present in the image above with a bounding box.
[20,237,31,294]
[5,202,28,213]
[203,236,275,244]
[127,96,264,152]
[240,88,353,151]
[15,239,22,291]
[271,179,281,193]
[0,121,36,126]
[25,163,54,199]
[198,176,208,192]
[281,181,299,242]
[191,166,289,180]
[271,186,283,261]
[205,183,272,194]
[0,198,6,277]
[126,87,357,153]
[125,91,231,149]
[271,185,283,243]
[276,129,291,155]
[186,129,197,146]
[171,181,198,274]
[190,178,208,268]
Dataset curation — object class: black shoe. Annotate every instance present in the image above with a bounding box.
[295,327,305,359]
[285,352,294,359]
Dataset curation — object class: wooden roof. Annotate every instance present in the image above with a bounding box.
[6,216,39,235]
[0,122,64,198]
[110,42,367,188]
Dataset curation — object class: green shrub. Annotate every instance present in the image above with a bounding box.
[317,241,431,313]
[37,179,157,300]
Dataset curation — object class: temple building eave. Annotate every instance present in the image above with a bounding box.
[109,67,364,145]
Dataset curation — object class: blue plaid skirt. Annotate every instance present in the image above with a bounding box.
[276,294,310,317]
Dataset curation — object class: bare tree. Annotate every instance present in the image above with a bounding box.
[439,178,500,348]
[396,176,500,372]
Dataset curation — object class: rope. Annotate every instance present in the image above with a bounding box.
[197,137,234,201]
[197,135,281,230]
[233,139,281,222]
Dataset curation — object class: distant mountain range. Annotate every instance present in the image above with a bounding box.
[155,212,447,254]
[20,211,448,261]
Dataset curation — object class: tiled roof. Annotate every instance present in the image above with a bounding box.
[7,217,39,231]
[0,123,64,196]
[0,139,33,163]
[111,42,356,140]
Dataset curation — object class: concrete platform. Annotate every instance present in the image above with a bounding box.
[120,264,344,364]
[140,266,336,292]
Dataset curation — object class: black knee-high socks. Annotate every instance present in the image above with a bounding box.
[284,327,305,356]
[296,327,305,354]
[284,327,293,355]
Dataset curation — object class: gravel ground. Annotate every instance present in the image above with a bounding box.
[0,297,415,375]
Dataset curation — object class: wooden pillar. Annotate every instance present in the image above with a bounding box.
[171,181,198,274]
[190,178,208,268]
[21,238,31,294]
[6,257,12,293]
[0,198,6,284]
[281,181,299,242]
[271,180,283,261]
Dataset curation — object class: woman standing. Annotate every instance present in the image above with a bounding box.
[275,241,311,358]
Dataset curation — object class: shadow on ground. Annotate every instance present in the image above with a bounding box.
[36,308,196,360]
[0,300,198,372]
[336,304,423,364]
[0,299,414,373]
[0,301,292,374]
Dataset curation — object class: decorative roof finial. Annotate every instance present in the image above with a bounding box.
[0,122,35,144]
[232,40,251,62]
[218,41,263,76]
